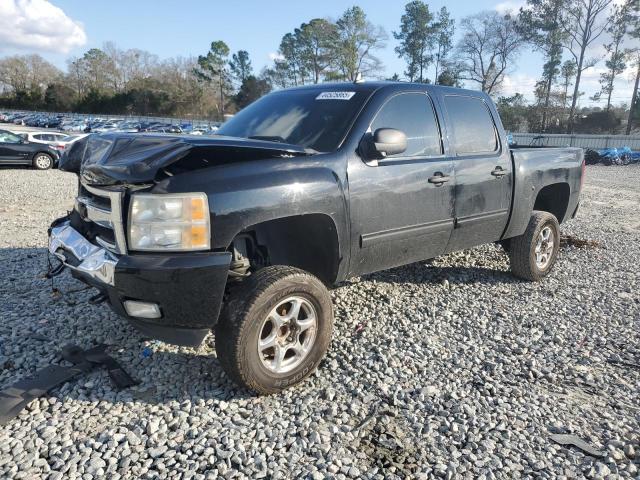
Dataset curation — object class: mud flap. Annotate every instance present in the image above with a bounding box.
[0,344,137,426]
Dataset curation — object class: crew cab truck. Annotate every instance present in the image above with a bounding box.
[48,82,584,394]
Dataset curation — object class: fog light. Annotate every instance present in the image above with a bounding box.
[123,300,161,319]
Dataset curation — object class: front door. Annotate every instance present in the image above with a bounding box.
[348,91,455,276]
[441,94,513,252]
[0,130,30,163]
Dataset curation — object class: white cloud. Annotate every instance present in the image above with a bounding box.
[0,0,86,54]
[500,73,539,100]
[268,52,284,61]
[494,1,526,14]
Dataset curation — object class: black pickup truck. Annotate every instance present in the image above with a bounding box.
[49,82,584,393]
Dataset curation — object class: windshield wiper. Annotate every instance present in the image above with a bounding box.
[246,135,319,155]
[248,135,288,144]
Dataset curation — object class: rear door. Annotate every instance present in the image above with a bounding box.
[442,94,513,252]
[348,91,455,275]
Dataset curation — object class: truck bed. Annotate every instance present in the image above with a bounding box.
[502,146,584,240]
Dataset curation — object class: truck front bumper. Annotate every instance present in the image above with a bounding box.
[48,219,231,347]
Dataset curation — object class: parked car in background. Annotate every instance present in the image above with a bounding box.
[57,134,91,150]
[18,131,71,152]
[116,121,141,133]
[93,121,123,133]
[62,120,88,132]
[0,129,59,169]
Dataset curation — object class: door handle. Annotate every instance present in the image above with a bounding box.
[428,173,450,185]
[491,166,507,177]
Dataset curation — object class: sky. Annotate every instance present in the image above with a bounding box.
[0,0,638,107]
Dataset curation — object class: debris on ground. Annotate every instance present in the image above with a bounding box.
[0,344,137,425]
[549,433,606,457]
[561,235,601,249]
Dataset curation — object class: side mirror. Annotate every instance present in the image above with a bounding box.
[372,128,407,158]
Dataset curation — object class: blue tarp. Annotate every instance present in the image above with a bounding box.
[585,147,640,165]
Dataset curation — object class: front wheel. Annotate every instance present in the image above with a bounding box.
[33,153,53,170]
[508,211,560,281]
[215,266,334,394]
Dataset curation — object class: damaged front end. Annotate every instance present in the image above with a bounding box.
[59,132,312,185]
[51,133,309,346]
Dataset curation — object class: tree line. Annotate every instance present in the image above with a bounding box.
[0,1,639,133]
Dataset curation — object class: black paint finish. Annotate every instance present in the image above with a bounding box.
[0,129,59,166]
[113,252,231,329]
[62,81,584,346]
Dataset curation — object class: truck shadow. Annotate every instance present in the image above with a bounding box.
[357,247,518,287]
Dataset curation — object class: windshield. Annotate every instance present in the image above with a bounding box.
[217,89,371,152]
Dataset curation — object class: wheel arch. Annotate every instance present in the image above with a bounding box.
[533,182,571,224]
[230,213,341,285]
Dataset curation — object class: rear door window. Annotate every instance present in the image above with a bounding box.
[371,92,442,158]
[444,95,499,155]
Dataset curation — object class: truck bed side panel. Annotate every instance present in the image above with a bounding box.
[502,147,583,239]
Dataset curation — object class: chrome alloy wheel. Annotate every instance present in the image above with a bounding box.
[257,296,318,374]
[35,154,52,169]
[535,226,554,269]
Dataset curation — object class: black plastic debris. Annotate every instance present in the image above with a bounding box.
[550,433,606,457]
[0,344,137,425]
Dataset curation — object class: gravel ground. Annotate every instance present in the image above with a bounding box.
[0,165,638,479]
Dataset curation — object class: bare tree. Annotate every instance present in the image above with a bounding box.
[626,51,640,134]
[0,54,61,95]
[456,11,524,95]
[560,59,577,108]
[595,2,632,112]
[625,1,639,134]
[560,0,613,132]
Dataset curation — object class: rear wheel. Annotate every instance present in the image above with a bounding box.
[33,153,53,170]
[215,266,334,394]
[508,211,560,281]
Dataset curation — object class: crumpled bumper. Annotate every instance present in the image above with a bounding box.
[48,218,232,347]
[49,221,117,286]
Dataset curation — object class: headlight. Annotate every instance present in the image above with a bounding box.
[128,193,210,251]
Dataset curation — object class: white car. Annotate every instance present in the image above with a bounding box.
[19,131,88,151]
[17,131,70,152]
[55,133,90,151]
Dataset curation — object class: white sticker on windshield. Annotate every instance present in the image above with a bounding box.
[316,91,356,100]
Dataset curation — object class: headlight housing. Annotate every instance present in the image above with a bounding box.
[128,193,210,251]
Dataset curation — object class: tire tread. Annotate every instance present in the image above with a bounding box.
[508,210,559,281]
[215,265,332,394]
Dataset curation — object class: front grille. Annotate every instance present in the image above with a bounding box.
[75,183,127,255]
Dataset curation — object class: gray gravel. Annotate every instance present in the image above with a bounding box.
[0,165,638,479]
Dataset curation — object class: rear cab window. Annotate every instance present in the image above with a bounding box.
[444,95,499,155]
[370,92,442,158]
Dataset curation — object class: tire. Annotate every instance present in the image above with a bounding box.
[498,239,511,253]
[215,265,334,394]
[33,153,53,170]
[508,210,560,281]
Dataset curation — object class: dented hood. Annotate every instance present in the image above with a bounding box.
[60,133,311,185]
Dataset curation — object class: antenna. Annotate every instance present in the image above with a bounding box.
[354,72,363,84]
